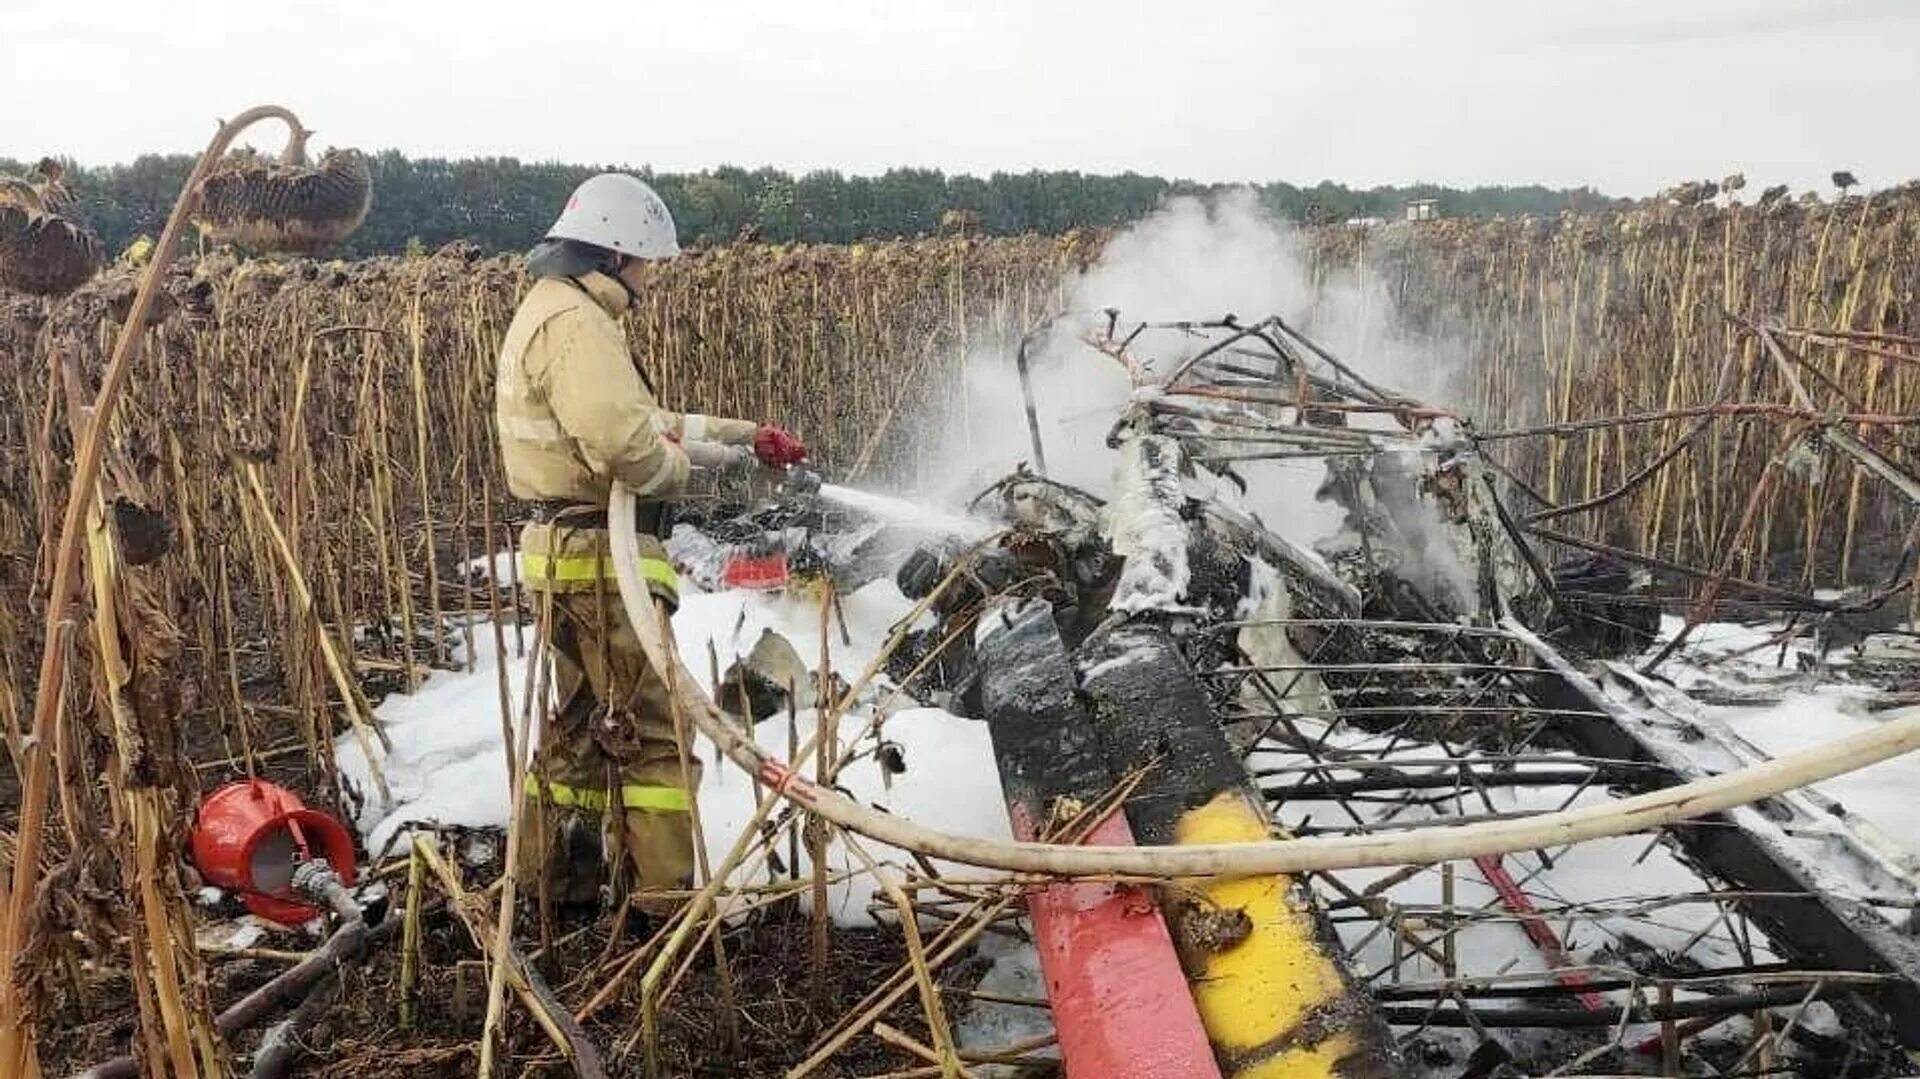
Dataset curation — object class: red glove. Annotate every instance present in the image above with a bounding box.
[753,424,808,467]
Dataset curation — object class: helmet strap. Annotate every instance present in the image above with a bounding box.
[604,254,641,304]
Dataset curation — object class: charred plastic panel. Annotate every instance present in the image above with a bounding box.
[978,600,1132,829]
[1076,624,1403,1079]
[975,599,1223,1079]
[1076,625,1260,844]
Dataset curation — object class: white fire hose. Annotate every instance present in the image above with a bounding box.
[608,480,1920,876]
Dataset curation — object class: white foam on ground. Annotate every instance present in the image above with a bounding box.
[667,576,927,697]
[1259,727,1746,989]
[1719,689,1920,849]
[335,577,1004,925]
[698,705,1008,923]
[336,620,528,860]
[1644,617,1920,857]
[461,549,518,586]
[335,578,1920,1059]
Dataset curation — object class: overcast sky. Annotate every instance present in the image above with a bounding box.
[6,0,1915,195]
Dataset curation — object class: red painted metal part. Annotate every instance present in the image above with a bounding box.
[1475,854,1607,1012]
[722,549,790,590]
[1629,1013,1734,1056]
[192,779,357,925]
[1011,805,1223,1079]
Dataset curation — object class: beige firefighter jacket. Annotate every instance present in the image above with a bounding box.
[496,270,758,597]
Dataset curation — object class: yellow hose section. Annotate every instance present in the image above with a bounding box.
[1174,792,1360,1078]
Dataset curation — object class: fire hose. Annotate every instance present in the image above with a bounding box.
[608,479,1920,877]
[79,863,367,1079]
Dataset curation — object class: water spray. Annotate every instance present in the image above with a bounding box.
[814,482,994,539]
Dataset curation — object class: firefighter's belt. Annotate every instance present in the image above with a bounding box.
[523,775,691,812]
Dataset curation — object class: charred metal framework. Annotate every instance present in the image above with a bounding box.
[663,309,1920,1075]
[1204,613,1919,1073]
[956,312,1920,1074]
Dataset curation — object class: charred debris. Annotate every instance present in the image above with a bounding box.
[671,312,1920,1074]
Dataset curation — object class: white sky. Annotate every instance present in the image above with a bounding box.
[5,0,1916,195]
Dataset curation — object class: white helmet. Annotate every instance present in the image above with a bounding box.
[545,173,681,260]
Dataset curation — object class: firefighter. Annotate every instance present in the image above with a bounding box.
[496,173,807,911]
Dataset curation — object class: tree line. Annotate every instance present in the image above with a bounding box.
[2,151,1621,258]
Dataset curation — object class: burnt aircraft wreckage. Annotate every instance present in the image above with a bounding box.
[666,312,1920,1077]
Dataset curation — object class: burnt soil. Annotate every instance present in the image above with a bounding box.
[16,617,1015,1078]
[38,885,1012,1078]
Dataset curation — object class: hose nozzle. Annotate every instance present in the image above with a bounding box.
[780,464,824,496]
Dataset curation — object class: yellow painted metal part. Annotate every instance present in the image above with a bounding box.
[1172,791,1363,1077]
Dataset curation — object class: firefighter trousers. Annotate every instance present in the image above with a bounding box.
[516,586,700,912]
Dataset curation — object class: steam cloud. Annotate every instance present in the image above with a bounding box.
[932,188,1469,556]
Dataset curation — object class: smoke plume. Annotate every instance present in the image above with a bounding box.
[933,188,1470,558]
